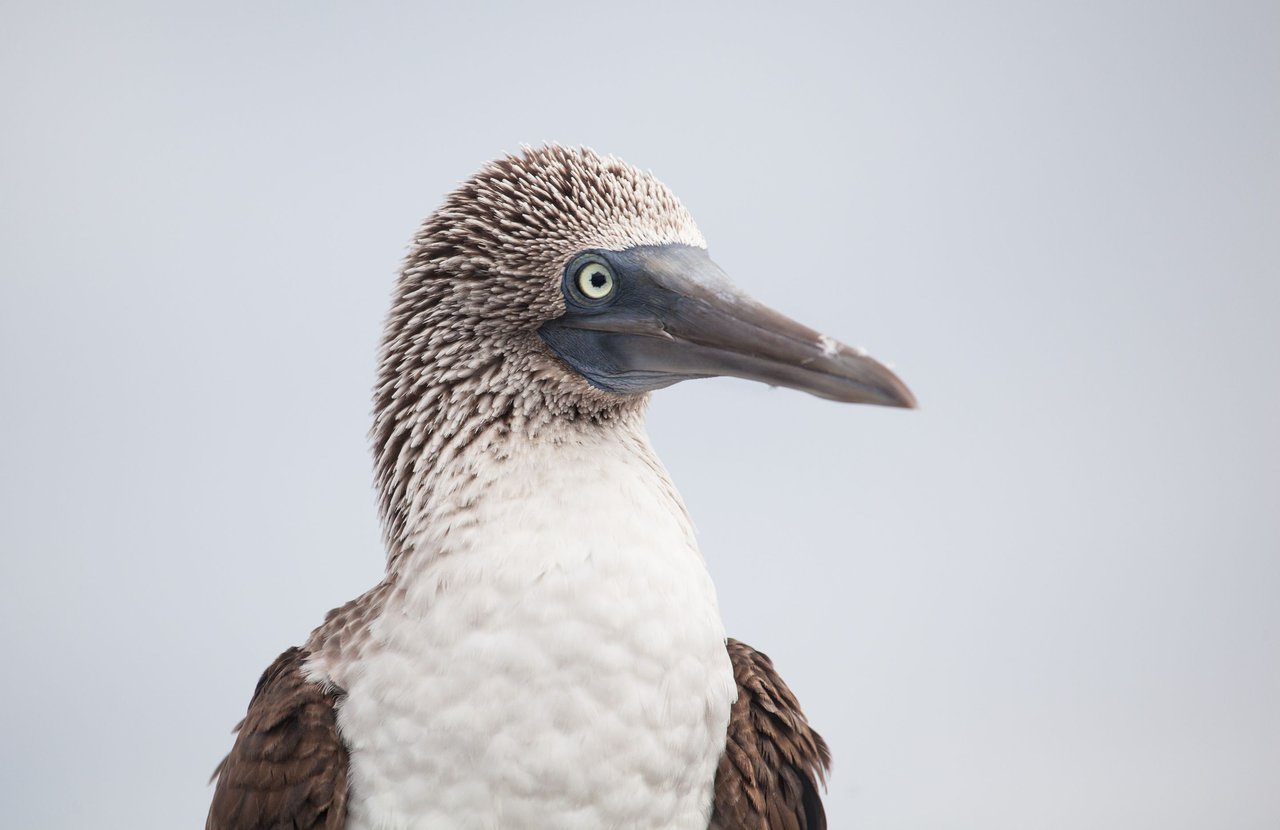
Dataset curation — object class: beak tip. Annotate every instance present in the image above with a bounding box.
[856,357,917,409]
[869,387,917,409]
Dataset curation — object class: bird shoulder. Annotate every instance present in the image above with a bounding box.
[207,646,349,830]
[712,638,831,830]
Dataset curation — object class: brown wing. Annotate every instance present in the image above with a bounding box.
[207,646,349,830]
[712,639,832,830]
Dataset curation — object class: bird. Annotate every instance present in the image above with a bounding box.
[207,145,915,830]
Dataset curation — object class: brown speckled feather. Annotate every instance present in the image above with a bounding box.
[713,639,831,830]
[207,647,348,830]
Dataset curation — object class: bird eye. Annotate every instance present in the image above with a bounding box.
[574,261,616,300]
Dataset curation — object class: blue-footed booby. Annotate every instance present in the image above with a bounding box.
[208,145,915,830]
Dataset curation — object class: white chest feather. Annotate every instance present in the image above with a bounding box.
[312,426,735,830]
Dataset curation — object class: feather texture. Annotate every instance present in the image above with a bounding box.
[713,640,831,830]
[207,648,348,830]
[208,641,829,829]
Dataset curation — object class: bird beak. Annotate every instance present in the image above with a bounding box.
[539,244,916,408]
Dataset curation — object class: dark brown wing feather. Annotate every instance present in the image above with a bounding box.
[712,639,832,830]
[207,646,349,830]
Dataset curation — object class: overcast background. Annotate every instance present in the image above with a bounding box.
[2,2,1278,828]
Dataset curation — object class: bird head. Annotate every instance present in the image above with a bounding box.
[379,145,915,429]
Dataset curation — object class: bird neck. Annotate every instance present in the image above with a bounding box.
[371,351,654,569]
[382,405,696,577]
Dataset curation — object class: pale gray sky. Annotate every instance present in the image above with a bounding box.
[1,2,1277,828]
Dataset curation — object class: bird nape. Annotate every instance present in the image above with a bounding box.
[208,145,914,830]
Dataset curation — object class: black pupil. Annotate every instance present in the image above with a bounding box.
[589,271,607,289]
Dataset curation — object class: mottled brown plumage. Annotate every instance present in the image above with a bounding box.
[207,648,348,830]
[372,146,703,566]
[713,640,831,830]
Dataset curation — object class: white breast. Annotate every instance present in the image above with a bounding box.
[313,424,735,830]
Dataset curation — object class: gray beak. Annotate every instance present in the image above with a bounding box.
[538,244,916,408]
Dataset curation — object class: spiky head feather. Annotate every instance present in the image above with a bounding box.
[373,145,704,556]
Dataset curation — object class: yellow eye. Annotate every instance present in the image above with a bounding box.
[575,261,615,300]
